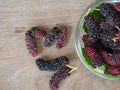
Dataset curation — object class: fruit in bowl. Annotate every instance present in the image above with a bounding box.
[75,1,120,79]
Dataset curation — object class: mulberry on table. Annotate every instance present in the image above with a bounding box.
[35,56,69,71]
[49,66,71,90]
[44,25,68,49]
[25,27,47,57]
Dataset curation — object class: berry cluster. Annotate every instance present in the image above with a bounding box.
[35,56,69,71]
[83,3,120,75]
[49,66,71,90]
[25,27,47,57]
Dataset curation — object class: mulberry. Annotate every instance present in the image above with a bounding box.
[107,65,120,75]
[25,27,47,57]
[85,15,99,44]
[116,32,120,38]
[99,3,118,17]
[82,35,91,47]
[56,26,68,49]
[49,66,71,90]
[44,26,61,47]
[84,47,102,66]
[101,51,120,66]
[114,3,120,12]
[35,56,69,71]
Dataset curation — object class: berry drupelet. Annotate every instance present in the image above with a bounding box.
[31,27,47,38]
[35,56,69,71]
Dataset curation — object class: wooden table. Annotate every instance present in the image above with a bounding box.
[0,0,120,90]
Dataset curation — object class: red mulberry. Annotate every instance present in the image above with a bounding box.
[49,66,71,90]
[115,32,120,38]
[35,56,69,71]
[44,26,61,47]
[56,26,68,49]
[101,51,120,66]
[107,65,120,75]
[114,3,120,12]
[84,47,102,66]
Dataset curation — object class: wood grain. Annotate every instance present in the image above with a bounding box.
[0,0,120,90]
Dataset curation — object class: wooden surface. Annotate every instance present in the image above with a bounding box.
[0,0,120,90]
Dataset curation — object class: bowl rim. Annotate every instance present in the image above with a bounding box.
[75,0,120,80]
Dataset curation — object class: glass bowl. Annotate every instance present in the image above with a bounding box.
[75,0,120,80]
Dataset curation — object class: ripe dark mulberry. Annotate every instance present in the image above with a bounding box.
[56,26,68,49]
[35,56,69,71]
[85,15,99,44]
[49,66,71,90]
[99,3,118,17]
[107,65,120,75]
[44,26,61,47]
[84,47,102,66]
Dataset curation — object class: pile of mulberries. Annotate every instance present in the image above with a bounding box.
[35,56,69,71]
[49,66,71,90]
[82,3,120,75]
[44,25,68,49]
[25,25,75,90]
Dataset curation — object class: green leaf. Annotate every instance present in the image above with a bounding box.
[81,48,95,68]
[88,9,104,19]
[82,22,88,33]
